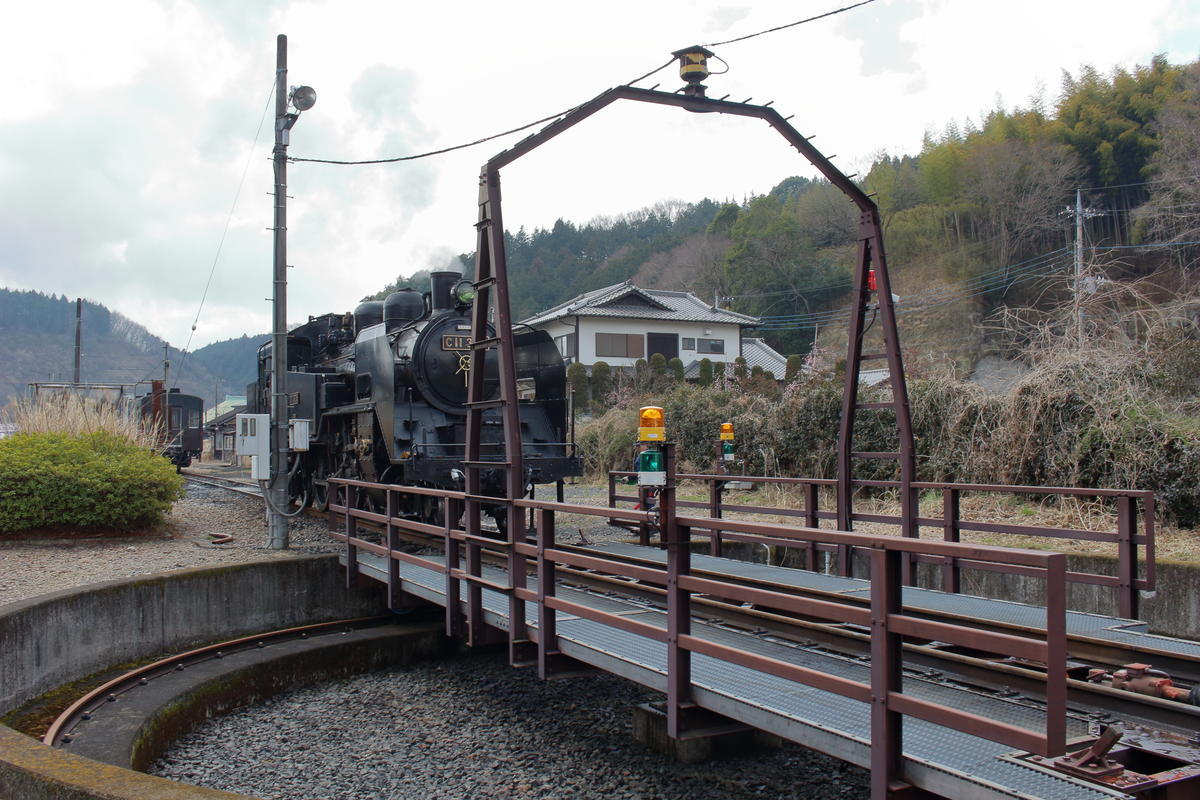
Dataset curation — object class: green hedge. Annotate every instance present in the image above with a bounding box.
[0,432,184,533]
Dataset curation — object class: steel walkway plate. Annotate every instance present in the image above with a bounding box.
[343,548,1126,800]
[583,541,1200,660]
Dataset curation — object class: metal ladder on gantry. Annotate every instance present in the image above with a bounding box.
[460,68,919,661]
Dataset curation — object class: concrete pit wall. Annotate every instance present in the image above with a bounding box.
[0,555,392,800]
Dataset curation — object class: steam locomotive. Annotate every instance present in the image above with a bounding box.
[248,271,579,526]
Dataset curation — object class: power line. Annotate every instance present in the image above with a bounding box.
[756,248,1070,323]
[754,248,1075,330]
[172,80,277,391]
[290,1,877,168]
[704,0,876,47]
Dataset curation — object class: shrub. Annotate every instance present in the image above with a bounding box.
[591,361,612,408]
[668,357,685,384]
[785,354,804,383]
[0,432,184,533]
[698,358,713,386]
[566,361,589,412]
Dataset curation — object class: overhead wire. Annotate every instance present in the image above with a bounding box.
[289,1,877,167]
[171,80,277,391]
[753,247,1076,331]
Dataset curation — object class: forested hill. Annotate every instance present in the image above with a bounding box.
[0,289,232,406]
[369,55,1199,363]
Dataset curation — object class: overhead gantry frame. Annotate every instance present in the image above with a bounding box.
[460,82,918,660]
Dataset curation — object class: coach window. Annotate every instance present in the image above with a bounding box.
[169,407,182,429]
[188,409,201,429]
[697,338,724,354]
[595,332,644,359]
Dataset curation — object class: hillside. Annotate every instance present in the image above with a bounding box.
[0,289,260,409]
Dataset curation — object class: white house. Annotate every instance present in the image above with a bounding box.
[520,281,778,373]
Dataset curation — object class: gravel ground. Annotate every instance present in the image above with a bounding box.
[151,651,868,800]
[3,470,869,799]
[0,480,336,607]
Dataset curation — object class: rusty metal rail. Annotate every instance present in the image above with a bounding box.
[609,471,1154,620]
[329,452,1073,799]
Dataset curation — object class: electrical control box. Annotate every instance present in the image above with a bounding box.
[235,413,270,480]
[289,419,311,452]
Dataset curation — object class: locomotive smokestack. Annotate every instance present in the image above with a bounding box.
[430,271,459,313]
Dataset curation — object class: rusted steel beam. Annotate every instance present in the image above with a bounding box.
[680,634,871,702]
[663,444,692,740]
[544,595,667,642]
[678,574,871,626]
[344,484,359,589]
[941,487,960,594]
[870,549,904,800]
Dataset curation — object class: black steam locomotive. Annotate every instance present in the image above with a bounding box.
[248,271,579,526]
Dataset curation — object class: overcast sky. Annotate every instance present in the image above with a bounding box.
[2,0,1197,349]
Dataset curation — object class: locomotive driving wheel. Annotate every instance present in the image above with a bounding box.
[310,454,331,513]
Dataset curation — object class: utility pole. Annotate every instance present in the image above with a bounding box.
[1074,188,1084,348]
[73,298,82,384]
[268,34,317,550]
[269,33,291,550]
[163,340,170,434]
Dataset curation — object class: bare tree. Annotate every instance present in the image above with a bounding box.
[1138,64,1200,259]
[961,139,1082,266]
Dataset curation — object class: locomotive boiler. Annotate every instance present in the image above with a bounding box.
[248,271,580,527]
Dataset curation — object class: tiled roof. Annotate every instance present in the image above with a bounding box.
[520,281,758,327]
[681,338,788,379]
[740,338,788,375]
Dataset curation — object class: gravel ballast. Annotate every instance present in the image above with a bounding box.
[151,650,868,800]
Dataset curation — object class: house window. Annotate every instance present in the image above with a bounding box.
[697,338,725,354]
[595,332,645,358]
[682,338,695,351]
[555,333,576,358]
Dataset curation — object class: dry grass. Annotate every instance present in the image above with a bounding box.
[3,394,162,450]
[669,479,1200,563]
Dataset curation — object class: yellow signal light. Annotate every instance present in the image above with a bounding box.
[638,406,665,442]
[719,422,734,441]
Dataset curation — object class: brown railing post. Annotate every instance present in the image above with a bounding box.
[804,482,819,571]
[708,478,723,557]
[1044,552,1068,756]
[869,547,904,799]
[466,514,485,647]
[509,497,529,665]
[385,489,401,609]
[1116,496,1137,620]
[537,507,557,680]
[1142,494,1157,594]
[444,496,463,638]
[344,483,358,589]
[608,471,617,509]
[638,485,651,547]
[941,488,961,594]
[663,442,692,738]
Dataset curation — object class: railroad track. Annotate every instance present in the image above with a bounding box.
[184,471,1200,736]
[44,617,395,752]
[181,469,262,499]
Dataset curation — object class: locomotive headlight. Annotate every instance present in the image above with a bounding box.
[453,279,476,306]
